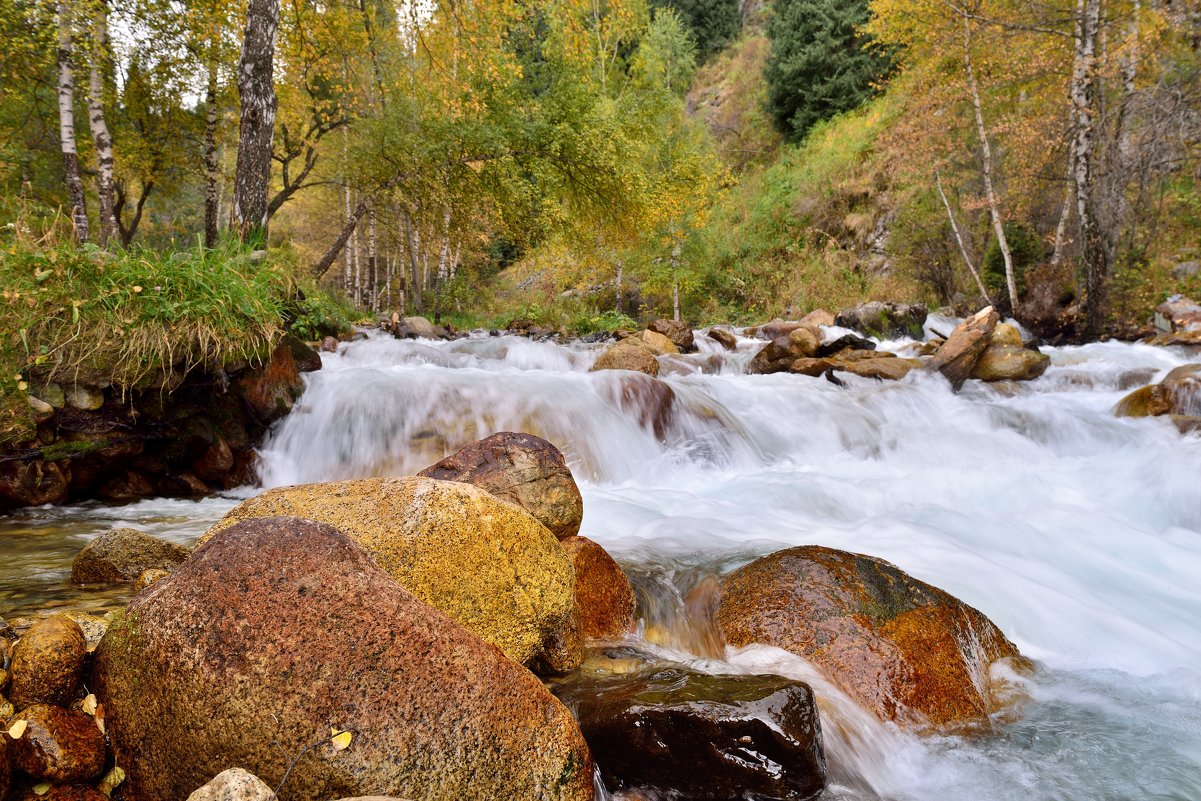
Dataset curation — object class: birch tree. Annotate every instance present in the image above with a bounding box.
[231,0,279,243]
[56,0,88,242]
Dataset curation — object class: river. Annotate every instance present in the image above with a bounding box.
[3,322,1200,800]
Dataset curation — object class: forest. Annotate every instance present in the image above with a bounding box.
[1,0,1199,352]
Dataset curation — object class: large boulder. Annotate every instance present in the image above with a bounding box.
[418,432,583,540]
[0,459,70,509]
[929,306,1000,391]
[94,517,594,801]
[9,616,87,709]
[706,328,738,351]
[553,664,826,801]
[615,374,677,441]
[717,546,1020,730]
[968,323,1050,382]
[749,328,821,375]
[828,352,922,381]
[834,302,927,340]
[561,537,637,639]
[632,330,679,356]
[203,476,579,671]
[8,703,107,783]
[591,339,660,377]
[70,527,190,584]
[648,319,695,352]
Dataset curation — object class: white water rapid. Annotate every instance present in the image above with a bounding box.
[250,325,1201,801]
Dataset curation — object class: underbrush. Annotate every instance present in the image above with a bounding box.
[0,226,354,444]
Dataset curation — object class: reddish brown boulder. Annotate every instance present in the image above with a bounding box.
[9,704,107,782]
[283,334,322,373]
[929,306,1000,391]
[236,340,304,424]
[0,459,70,508]
[706,328,737,351]
[615,374,676,441]
[99,470,155,502]
[9,616,87,709]
[553,665,826,801]
[71,527,190,584]
[591,339,661,376]
[717,546,1020,730]
[419,432,584,540]
[95,517,593,801]
[648,319,695,352]
[562,537,636,639]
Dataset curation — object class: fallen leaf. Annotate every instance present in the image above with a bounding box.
[32,782,51,796]
[98,765,126,797]
[7,719,27,739]
[81,693,98,716]
[329,728,353,751]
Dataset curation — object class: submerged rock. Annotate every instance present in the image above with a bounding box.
[648,319,695,352]
[9,703,107,783]
[591,339,660,377]
[204,476,579,671]
[95,516,594,801]
[70,527,190,584]
[717,545,1020,730]
[561,537,637,639]
[419,431,584,539]
[930,306,1000,391]
[835,302,927,340]
[615,374,677,441]
[9,616,87,709]
[816,333,876,358]
[0,459,70,508]
[553,664,826,801]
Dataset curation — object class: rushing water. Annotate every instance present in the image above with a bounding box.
[3,323,1201,800]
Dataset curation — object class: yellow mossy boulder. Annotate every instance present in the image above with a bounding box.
[203,476,580,671]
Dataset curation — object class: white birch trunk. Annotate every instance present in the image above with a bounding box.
[86,0,116,245]
[57,0,88,242]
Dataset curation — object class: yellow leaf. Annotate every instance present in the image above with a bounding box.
[329,728,353,751]
[32,783,51,796]
[7,719,27,739]
[81,694,98,716]
[98,765,126,797]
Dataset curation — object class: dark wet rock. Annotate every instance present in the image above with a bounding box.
[615,374,676,441]
[648,319,695,352]
[561,537,637,639]
[816,333,877,358]
[760,321,812,341]
[71,527,190,584]
[202,478,579,671]
[17,788,111,801]
[835,302,928,340]
[718,546,1020,729]
[193,436,234,483]
[0,735,8,800]
[95,516,594,801]
[236,340,304,424]
[9,704,107,782]
[0,459,70,508]
[99,470,156,501]
[749,328,821,375]
[1116,364,1201,419]
[707,328,738,351]
[9,616,87,709]
[419,431,584,540]
[283,334,322,373]
[553,665,826,801]
[591,339,660,377]
[929,306,1000,391]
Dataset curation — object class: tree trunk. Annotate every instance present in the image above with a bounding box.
[935,169,991,302]
[56,0,88,243]
[368,202,378,312]
[670,239,681,322]
[231,0,279,244]
[312,195,371,279]
[1071,0,1109,338]
[963,16,1018,313]
[402,208,424,313]
[615,257,624,314]
[1050,159,1074,266]
[86,0,116,245]
[436,206,451,284]
[203,28,222,247]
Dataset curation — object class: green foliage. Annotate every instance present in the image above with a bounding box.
[649,0,740,62]
[632,8,699,95]
[983,221,1042,298]
[765,0,892,141]
[0,233,302,443]
[287,285,356,341]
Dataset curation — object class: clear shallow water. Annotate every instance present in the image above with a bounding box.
[4,328,1201,800]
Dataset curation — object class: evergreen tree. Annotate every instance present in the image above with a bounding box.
[764,0,891,141]
[650,0,739,62]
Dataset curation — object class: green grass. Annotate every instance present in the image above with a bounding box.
[0,234,353,445]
